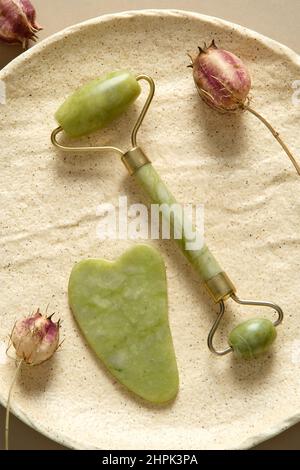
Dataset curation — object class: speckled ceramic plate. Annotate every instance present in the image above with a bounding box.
[1,9,300,450]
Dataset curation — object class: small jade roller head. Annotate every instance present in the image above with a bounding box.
[228,318,277,359]
[208,293,283,359]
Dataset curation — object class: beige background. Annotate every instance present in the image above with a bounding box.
[0,0,299,450]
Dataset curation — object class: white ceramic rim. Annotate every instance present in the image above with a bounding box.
[1,9,299,450]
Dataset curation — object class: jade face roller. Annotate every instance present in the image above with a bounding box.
[51,71,283,359]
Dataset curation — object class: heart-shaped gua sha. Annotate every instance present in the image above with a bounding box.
[68,245,179,404]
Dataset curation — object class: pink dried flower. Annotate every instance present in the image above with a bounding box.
[0,0,42,49]
[189,40,300,176]
[5,309,60,449]
[190,39,251,112]
[11,309,60,365]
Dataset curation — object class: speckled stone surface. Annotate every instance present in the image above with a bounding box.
[0,9,299,450]
[68,245,179,404]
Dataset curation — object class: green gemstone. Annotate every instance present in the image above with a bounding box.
[135,163,223,282]
[55,70,141,138]
[68,245,179,403]
[229,318,277,359]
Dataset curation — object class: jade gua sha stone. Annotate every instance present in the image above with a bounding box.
[68,244,179,404]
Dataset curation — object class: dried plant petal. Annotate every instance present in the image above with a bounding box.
[189,40,300,175]
[11,309,60,365]
[0,0,42,48]
[191,40,251,112]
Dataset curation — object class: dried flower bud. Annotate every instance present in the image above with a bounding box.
[0,0,42,49]
[11,309,60,365]
[189,40,300,176]
[190,40,251,112]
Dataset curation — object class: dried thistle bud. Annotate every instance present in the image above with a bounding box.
[190,39,251,112]
[11,309,60,365]
[0,0,42,49]
[188,40,300,176]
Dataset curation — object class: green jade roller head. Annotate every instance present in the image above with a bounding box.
[51,70,284,359]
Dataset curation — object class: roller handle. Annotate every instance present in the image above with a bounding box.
[122,147,236,303]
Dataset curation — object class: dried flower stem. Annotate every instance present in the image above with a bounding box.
[5,359,23,450]
[190,40,300,177]
[244,105,300,176]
